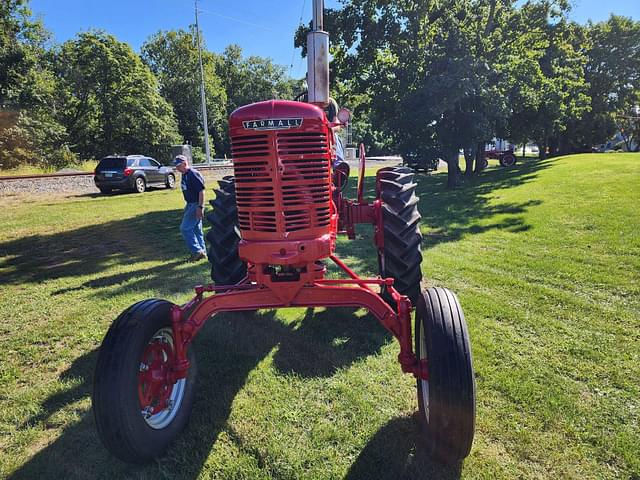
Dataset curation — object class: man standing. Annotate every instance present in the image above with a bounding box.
[173,155,207,262]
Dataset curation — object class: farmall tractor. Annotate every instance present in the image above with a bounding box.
[484,140,517,167]
[93,0,475,466]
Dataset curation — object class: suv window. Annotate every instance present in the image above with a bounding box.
[97,157,126,170]
[127,159,136,167]
[149,158,160,168]
[139,158,152,167]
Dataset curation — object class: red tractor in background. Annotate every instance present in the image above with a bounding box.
[92,0,476,466]
[484,140,517,167]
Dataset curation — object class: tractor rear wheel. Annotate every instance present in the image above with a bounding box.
[499,153,516,167]
[377,166,423,305]
[415,288,475,464]
[93,299,197,463]
[206,176,247,285]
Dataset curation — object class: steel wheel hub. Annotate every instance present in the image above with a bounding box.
[137,328,186,429]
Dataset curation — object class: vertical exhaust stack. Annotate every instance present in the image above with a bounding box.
[307,0,329,107]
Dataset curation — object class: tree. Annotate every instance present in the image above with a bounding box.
[54,31,181,161]
[218,44,298,113]
[568,15,640,151]
[311,0,516,187]
[215,45,299,154]
[141,28,227,158]
[0,0,72,168]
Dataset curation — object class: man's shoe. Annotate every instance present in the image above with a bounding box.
[188,251,207,262]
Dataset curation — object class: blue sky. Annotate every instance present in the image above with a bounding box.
[29,0,639,79]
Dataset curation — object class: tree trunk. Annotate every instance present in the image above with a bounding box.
[522,144,526,158]
[474,141,485,175]
[548,136,558,157]
[464,147,474,177]
[620,130,632,152]
[445,150,460,189]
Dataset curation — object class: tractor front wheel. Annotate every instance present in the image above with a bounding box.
[415,288,475,464]
[206,176,247,285]
[93,299,197,463]
[377,166,423,305]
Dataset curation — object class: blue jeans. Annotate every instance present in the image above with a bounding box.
[180,203,206,254]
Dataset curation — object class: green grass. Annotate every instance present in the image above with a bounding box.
[0,154,638,479]
[0,160,98,176]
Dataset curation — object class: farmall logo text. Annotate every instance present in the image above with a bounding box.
[243,118,303,131]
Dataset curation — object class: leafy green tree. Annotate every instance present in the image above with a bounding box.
[54,31,181,162]
[568,15,640,151]
[218,44,298,113]
[215,44,299,154]
[312,0,514,187]
[141,28,227,157]
[0,0,72,169]
[1,0,37,106]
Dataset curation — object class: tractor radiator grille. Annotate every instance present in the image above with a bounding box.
[230,130,331,237]
[231,134,277,232]
[277,132,331,232]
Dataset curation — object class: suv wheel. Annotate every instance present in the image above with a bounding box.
[165,174,176,189]
[134,177,146,194]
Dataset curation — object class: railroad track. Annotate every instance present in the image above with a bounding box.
[0,162,232,182]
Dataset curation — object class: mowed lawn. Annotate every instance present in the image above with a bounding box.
[0,153,638,479]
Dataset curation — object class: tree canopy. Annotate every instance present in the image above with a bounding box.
[1,0,639,174]
[54,31,181,162]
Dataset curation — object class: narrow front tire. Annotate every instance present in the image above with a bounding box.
[93,299,197,463]
[415,287,475,464]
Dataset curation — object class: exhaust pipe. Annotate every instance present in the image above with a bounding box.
[307,0,329,107]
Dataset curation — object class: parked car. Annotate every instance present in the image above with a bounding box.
[94,155,176,194]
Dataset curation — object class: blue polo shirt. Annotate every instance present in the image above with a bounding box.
[181,168,205,203]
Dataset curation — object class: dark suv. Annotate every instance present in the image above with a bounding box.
[94,155,176,194]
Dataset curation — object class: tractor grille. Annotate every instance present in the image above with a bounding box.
[230,129,331,237]
[277,132,331,232]
[231,134,276,232]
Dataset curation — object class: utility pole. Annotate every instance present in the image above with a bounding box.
[195,0,211,164]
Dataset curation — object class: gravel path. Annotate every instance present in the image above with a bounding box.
[0,168,234,197]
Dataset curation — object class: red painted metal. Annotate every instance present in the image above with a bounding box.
[229,100,334,245]
[138,339,176,414]
[164,98,430,399]
[169,257,427,381]
[484,147,514,162]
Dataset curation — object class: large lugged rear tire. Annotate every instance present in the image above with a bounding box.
[93,299,197,463]
[415,288,475,464]
[499,153,516,167]
[377,166,423,305]
[206,176,247,285]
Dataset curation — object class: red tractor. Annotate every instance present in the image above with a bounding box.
[484,143,517,167]
[92,0,476,466]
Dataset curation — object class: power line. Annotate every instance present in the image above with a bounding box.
[198,8,279,33]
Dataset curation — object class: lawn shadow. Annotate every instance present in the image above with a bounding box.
[413,159,552,249]
[334,158,551,276]
[6,158,550,478]
[0,209,187,287]
[8,307,390,479]
[343,415,462,480]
